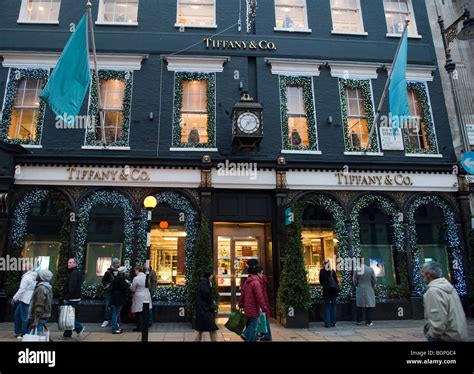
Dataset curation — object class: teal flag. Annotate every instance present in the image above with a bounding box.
[389,26,410,136]
[40,14,90,126]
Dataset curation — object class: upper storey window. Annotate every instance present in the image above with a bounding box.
[18,0,61,24]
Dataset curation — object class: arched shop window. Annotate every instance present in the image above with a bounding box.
[359,204,397,286]
[302,205,340,285]
[84,205,124,284]
[414,204,451,281]
[21,199,64,278]
[150,206,186,286]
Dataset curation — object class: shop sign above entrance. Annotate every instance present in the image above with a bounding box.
[204,38,277,51]
[66,167,150,182]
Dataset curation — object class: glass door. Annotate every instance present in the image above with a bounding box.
[214,224,265,315]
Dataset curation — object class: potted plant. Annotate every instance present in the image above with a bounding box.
[277,209,311,328]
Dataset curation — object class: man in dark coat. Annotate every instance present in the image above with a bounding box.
[101,258,120,328]
[194,269,218,341]
[319,259,339,328]
[62,258,85,338]
[110,266,130,334]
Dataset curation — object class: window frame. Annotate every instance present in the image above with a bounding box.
[330,0,367,36]
[84,70,134,148]
[96,0,139,26]
[175,0,217,29]
[383,0,420,38]
[17,0,61,24]
[274,0,311,33]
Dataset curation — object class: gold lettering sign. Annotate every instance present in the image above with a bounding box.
[67,167,150,182]
[335,172,413,187]
[204,38,277,51]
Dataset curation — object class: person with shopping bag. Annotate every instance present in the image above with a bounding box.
[256,267,272,341]
[27,269,53,340]
[61,258,85,338]
[238,265,267,342]
[12,266,37,339]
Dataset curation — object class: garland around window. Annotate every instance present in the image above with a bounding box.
[339,79,378,153]
[85,70,133,147]
[280,75,318,151]
[403,82,438,155]
[0,68,49,145]
[172,72,216,148]
[406,195,468,297]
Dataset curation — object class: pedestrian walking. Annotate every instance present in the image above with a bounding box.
[194,268,218,342]
[62,258,85,338]
[148,266,157,326]
[353,263,376,326]
[257,267,272,341]
[29,269,53,335]
[422,261,468,342]
[101,258,120,328]
[320,259,339,328]
[110,266,130,334]
[12,267,37,339]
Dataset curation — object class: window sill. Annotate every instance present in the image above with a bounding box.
[95,21,138,26]
[405,153,442,158]
[386,33,422,39]
[175,24,217,29]
[17,20,59,25]
[281,150,322,155]
[21,144,43,149]
[331,30,368,36]
[81,146,131,151]
[344,151,384,156]
[274,27,312,33]
[169,147,218,152]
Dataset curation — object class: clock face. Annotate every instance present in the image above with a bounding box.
[237,112,260,134]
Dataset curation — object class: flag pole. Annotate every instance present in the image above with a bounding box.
[364,20,409,153]
[86,1,106,143]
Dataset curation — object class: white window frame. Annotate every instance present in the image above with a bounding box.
[175,0,217,29]
[383,0,421,39]
[96,0,139,26]
[17,0,61,24]
[330,0,367,36]
[274,0,312,33]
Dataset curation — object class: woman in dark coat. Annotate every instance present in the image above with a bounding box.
[110,266,130,334]
[319,259,339,328]
[195,269,218,341]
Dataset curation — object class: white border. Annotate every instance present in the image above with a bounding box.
[330,62,379,80]
[165,56,229,73]
[266,58,322,77]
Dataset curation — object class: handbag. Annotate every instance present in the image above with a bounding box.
[58,305,75,331]
[328,271,340,294]
[257,312,268,335]
[224,309,247,335]
[22,328,50,342]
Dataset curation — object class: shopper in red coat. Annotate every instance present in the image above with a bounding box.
[257,268,272,341]
[238,265,267,342]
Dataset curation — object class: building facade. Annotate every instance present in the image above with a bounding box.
[0,0,471,322]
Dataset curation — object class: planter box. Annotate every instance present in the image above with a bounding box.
[280,307,309,328]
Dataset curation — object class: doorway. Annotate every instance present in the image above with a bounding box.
[213,223,271,315]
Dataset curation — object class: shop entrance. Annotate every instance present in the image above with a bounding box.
[213,223,272,315]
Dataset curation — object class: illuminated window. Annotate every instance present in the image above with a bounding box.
[181,80,209,144]
[345,87,369,149]
[177,0,216,27]
[274,0,309,31]
[330,0,364,33]
[287,86,309,147]
[22,242,61,274]
[98,0,139,24]
[7,78,45,142]
[406,88,429,151]
[150,207,187,286]
[18,0,61,23]
[95,79,126,144]
[85,243,123,283]
[383,0,418,36]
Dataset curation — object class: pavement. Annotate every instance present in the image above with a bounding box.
[1,318,473,342]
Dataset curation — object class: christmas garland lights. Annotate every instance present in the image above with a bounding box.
[0,68,49,145]
[350,194,409,299]
[280,76,319,151]
[172,72,216,148]
[338,79,378,152]
[407,195,468,296]
[85,70,133,147]
[295,194,350,300]
[74,191,134,270]
[246,0,257,33]
[402,82,438,155]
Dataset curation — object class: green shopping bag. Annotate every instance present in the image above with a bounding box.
[257,312,268,334]
[225,309,247,335]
